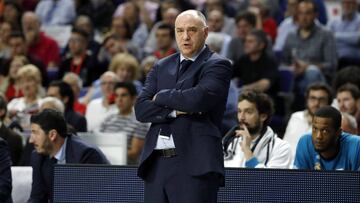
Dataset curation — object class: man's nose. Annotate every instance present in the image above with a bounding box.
[183,31,190,40]
[315,131,323,140]
[29,135,34,143]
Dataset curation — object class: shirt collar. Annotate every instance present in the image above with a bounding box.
[53,137,68,164]
[297,23,318,39]
[180,45,206,62]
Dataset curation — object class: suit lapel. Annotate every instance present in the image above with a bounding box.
[177,46,213,81]
[159,53,179,89]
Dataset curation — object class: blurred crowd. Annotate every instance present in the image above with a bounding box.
[0,0,359,167]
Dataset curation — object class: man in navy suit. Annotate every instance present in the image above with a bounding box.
[27,109,109,203]
[135,10,232,203]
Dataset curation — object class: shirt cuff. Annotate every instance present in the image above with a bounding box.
[167,110,177,118]
[245,157,259,168]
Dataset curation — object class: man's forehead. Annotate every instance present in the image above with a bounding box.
[238,100,257,109]
[176,13,205,26]
[31,123,41,130]
[313,116,333,126]
[309,89,328,96]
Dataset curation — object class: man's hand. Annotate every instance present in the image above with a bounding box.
[176,111,188,116]
[293,59,308,76]
[235,124,254,161]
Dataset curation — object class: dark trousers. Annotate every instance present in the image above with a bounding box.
[144,152,219,203]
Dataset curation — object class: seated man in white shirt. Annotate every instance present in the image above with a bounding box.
[283,82,333,156]
[85,71,119,132]
[223,90,292,168]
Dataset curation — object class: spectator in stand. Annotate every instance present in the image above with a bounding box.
[86,71,119,132]
[275,0,324,55]
[100,82,149,165]
[226,11,273,64]
[227,11,256,63]
[114,0,158,31]
[0,21,12,61]
[113,1,150,48]
[62,72,86,116]
[75,0,115,32]
[248,0,277,42]
[1,31,48,86]
[21,12,61,71]
[144,7,179,55]
[0,56,27,101]
[109,16,141,59]
[84,52,142,104]
[72,15,101,57]
[153,23,176,59]
[0,95,23,166]
[202,0,237,18]
[282,0,337,111]
[206,6,236,37]
[332,66,360,92]
[35,0,76,26]
[294,106,360,170]
[328,0,360,69]
[336,83,360,134]
[139,55,157,84]
[284,83,332,157]
[58,28,99,87]
[2,1,22,30]
[39,96,65,113]
[274,0,299,55]
[7,64,44,135]
[233,29,279,97]
[223,90,292,168]
[47,81,87,132]
[207,9,232,57]
[96,34,127,75]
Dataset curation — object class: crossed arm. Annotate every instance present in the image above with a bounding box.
[135,59,232,123]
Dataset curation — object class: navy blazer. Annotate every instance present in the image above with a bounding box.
[0,138,12,203]
[28,135,109,203]
[135,46,232,181]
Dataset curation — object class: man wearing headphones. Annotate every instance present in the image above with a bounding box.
[224,90,292,168]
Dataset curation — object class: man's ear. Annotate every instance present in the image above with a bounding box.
[48,129,58,141]
[260,114,268,123]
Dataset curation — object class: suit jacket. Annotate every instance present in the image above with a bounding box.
[0,124,23,166]
[0,138,12,203]
[135,46,232,181]
[28,135,109,203]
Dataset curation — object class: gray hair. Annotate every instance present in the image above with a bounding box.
[176,10,207,27]
[63,72,83,89]
[40,97,65,113]
[141,55,158,68]
[205,32,224,53]
[100,71,119,81]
